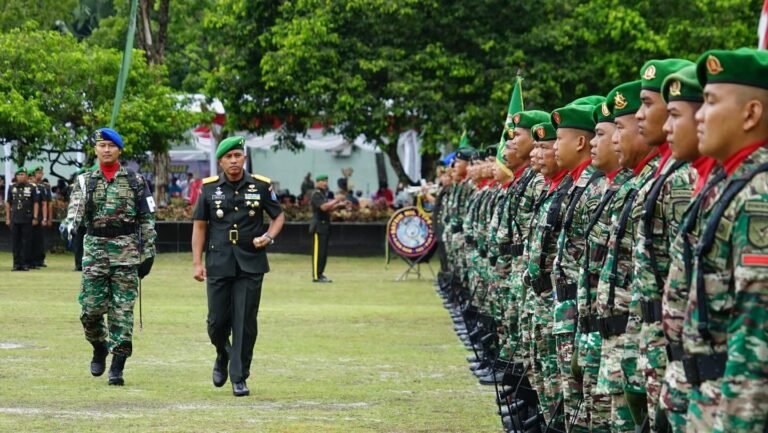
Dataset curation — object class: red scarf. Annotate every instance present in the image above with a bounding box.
[692,156,718,196]
[723,140,768,176]
[547,169,569,193]
[654,142,672,177]
[512,162,529,185]
[606,168,623,184]
[100,162,120,182]
[633,147,660,177]
[569,159,592,183]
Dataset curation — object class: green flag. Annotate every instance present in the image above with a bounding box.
[458,129,470,148]
[497,76,524,174]
[109,0,139,128]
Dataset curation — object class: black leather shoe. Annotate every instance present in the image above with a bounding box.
[478,371,504,385]
[232,381,249,397]
[108,355,126,386]
[212,355,228,388]
[90,342,109,377]
[12,266,29,271]
[313,275,333,283]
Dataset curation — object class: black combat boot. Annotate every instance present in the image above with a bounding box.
[90,342,109,377]
[108,355,127,386]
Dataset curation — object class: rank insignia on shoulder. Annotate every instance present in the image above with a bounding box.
[252,174,271,184]
[203,175,220,184]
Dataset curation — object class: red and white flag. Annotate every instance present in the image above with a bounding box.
[760,0,768,49]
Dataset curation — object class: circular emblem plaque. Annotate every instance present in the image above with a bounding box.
[386,206,436,259]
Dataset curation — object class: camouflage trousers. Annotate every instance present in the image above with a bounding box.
[685,379,721,433]
[595,333,634,433]
[555,332,588,432]
[660,359,690,433]
[576,331,611,433]
[639,321,667,432]
[79,262,138,357]
[532,298,560,423]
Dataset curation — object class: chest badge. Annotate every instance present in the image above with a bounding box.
[212,187,225,201]
[249,210,255,217]
[216,209,224,219]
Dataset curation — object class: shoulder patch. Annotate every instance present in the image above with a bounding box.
[252,174,271,184]
[202,175,219,185]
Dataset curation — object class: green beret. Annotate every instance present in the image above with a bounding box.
[470,150,485,162]
[606,80,642,118]
[531,122,557,142]
[216,136,245,159]
[567,95,606,107]
[27,167,37,176]
[512,110,551,129]
[315,173,328,181]
[593,101,614,124]
[640,58,695,92]
[552,104,597,132]
[455,147,478,161]
[662,65,703,104]
[15,167,27,175]
[696,48,768,90]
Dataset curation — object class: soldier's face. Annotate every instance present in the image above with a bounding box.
[503,145,522,170]
[16,173,27,183]
[554,128,582,170]
[530,146,541,172]
[512,128,534,160]
[35,170,43,181]
[591,122,619,172]
[696,83,756,161]
[614,114,650,169]
[218,150,246,178]
[539,141,558,177]
[637,90,668,147]
[665,101,702,162]
[454,159,467,177]
[95,141,121,165]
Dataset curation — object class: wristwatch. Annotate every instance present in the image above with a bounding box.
[263,234,275,245]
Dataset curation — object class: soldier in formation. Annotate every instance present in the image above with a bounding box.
[434,47,768,433]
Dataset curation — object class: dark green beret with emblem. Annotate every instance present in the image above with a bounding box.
[531,122,557,142]
[455,147,478,161]
[216,136,246,159]
[485,145,498,159]
[640,58,695,92]
[606,80,642,118]
[662,65,703,103]
[593,101,615,124]
[567,95,606,107]
[696,48,768,90]
[512,110,551,130]
[552,104,597,132]
[315,173,328,181]
[15,167,27,175]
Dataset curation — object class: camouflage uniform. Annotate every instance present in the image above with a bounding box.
[683,145,768,433]
[64,166,156,357]
[552,164,604,432]
[595,154,659,433]
[661,161,723,433]
[577,169,633,433]
[626,153,693,431]
[526,171,573,423]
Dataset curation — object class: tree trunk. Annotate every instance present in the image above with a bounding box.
[153,150,170,206]
[137,0,156,65]
[420,152,439,182]
[383,139,410,186]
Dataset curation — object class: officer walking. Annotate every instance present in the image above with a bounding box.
[61,127,156,386]
[309,174,346,283]
[29,165,50,268]
[192,136,285,397]
[6,167,39,271]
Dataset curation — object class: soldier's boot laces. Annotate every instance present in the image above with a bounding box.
[108,355,127,386]
[90,342,109,377]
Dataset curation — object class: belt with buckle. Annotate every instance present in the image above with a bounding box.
[87,224,136,238]
[229,229,239,244]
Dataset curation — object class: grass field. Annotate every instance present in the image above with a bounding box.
[0,252,499,433]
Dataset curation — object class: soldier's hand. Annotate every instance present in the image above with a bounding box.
[137,257,154,279]
[252,236,269,249]
[193,263,207,281]
[32,218,39,226]
[4,218,9,227]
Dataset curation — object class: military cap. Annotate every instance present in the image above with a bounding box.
[315,173,328,181]
[606,80,642,118]
[216,136,246,159]
[95,127,124,149]
[15,167,27,175]
[696,48,768,90]
[640,58,695,92]
[567,95,606,107]
[532,122,557,142]
[455,147,478,161]
[26,167,37,176]
[662,65,703,103]
[551,104,597,132]
[593,101,614,124]
[485,145,498,159]
[512,110,551,129]
[470,150,485,162]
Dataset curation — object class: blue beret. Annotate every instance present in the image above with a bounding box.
[95,128,124,149]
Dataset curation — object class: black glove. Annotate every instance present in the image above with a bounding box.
[137,256,154,279]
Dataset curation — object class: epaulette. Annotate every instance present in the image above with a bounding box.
[251,174,271,184]
[202,175,220,184]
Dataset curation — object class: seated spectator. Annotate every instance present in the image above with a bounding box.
[372,182,394,207]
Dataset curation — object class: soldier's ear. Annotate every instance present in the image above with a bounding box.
[743,99,764,133]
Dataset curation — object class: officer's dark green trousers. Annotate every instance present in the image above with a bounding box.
[312,232,329,280]
[206,271,264,383]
